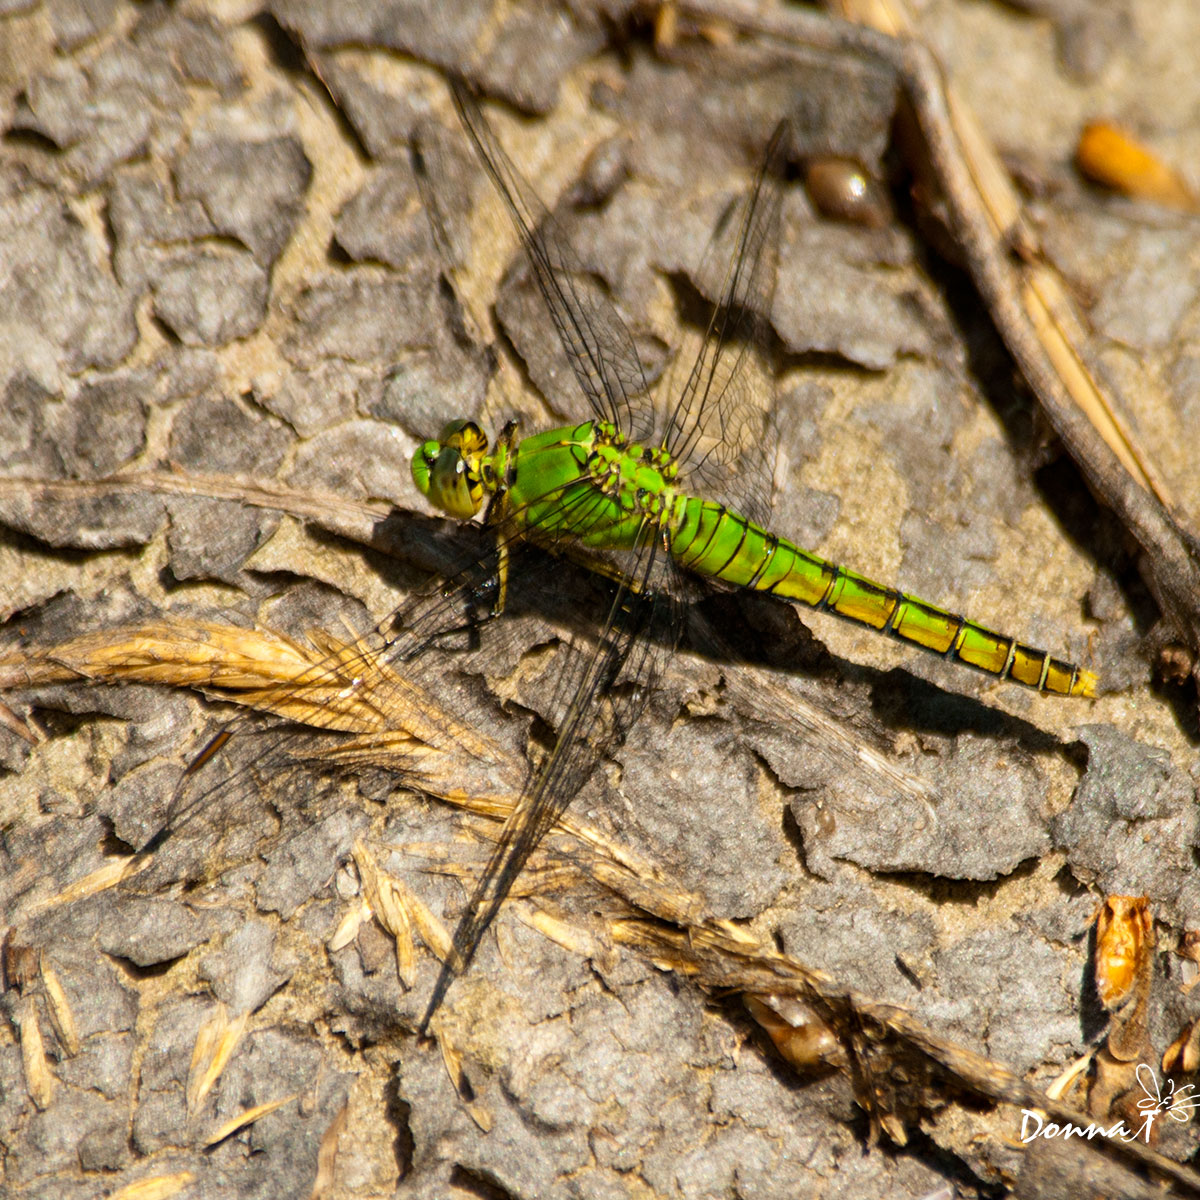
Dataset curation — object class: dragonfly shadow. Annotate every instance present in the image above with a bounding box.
[866,667,1066,752]
[368,507,618,645]
[367,508,495,592]
[678,587,1065,755]
[367,505,1071,757]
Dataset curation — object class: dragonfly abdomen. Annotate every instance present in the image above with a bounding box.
[669,496,1096,697]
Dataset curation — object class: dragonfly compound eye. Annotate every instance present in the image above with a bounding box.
[410,439,441,500]
[428,446,484,519]
[411,424,488,519]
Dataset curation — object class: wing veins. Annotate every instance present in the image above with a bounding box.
[145,463,620,870]
[419,521,674,1029]
[665,123,787,473]
[452,80,651,437]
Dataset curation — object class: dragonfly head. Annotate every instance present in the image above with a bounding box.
[411,419,490,520]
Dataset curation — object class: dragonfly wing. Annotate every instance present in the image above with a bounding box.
[451,80,656,443]
[420,524,682,1028]
[129,532,526,894]
[128,465,680,1024]
[415,100,795,1024]
[662,121,791,526]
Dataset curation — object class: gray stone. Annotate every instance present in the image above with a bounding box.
[98,896,211,967]
[257,807,371,919]
[199,919,293,1014]
[0,176,137,375]
[174,133,311,266]
[10,41,186,184]
[1052,724,1200,912]
[152,246,269,346]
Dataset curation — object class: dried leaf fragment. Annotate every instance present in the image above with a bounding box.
[1094,896,1154,1014]
[1163,1021,1200,1078]
[514,902,619,973]
[1046,1052,1093,1103]
[328,898,369,953]
[107,1173,196,1200]
[353,841,422,987]
[40,858,134,912]
[1093,896,1155,1064]
[1176,929,1200,994]
[187,1004,249,1116]
[1077,120,1198,212]
[202,1093,298,1148]
[437,1029,492,1132]
[308,1100,349,1200]
[0,697,39,744]
[1,935,40,992]
[17,993,55,1109]
[745,992,846,1074]
[41,960,80,1056]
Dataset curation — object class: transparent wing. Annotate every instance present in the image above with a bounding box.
[126,463,684,1027]
[126,527,525,895]
[451,79,657,443]
[408,103,792,1021]
[661,121,790,526]
[139,103,791,1019]
[130,458,645,885]
[419,523,682,1027]
[452,82,789,524]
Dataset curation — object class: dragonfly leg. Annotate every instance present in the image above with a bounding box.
[481,487,512,616]
[492,532,510,617]
[482,420,521,617]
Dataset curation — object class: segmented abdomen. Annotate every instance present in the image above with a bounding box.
[669,496,1095,697]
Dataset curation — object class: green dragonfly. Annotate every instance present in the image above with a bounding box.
[406,82,1096,1026]
[126,81,1093,1034]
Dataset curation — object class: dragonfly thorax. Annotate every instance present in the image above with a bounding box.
[588,425,679,524]
[411,419,499,520]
